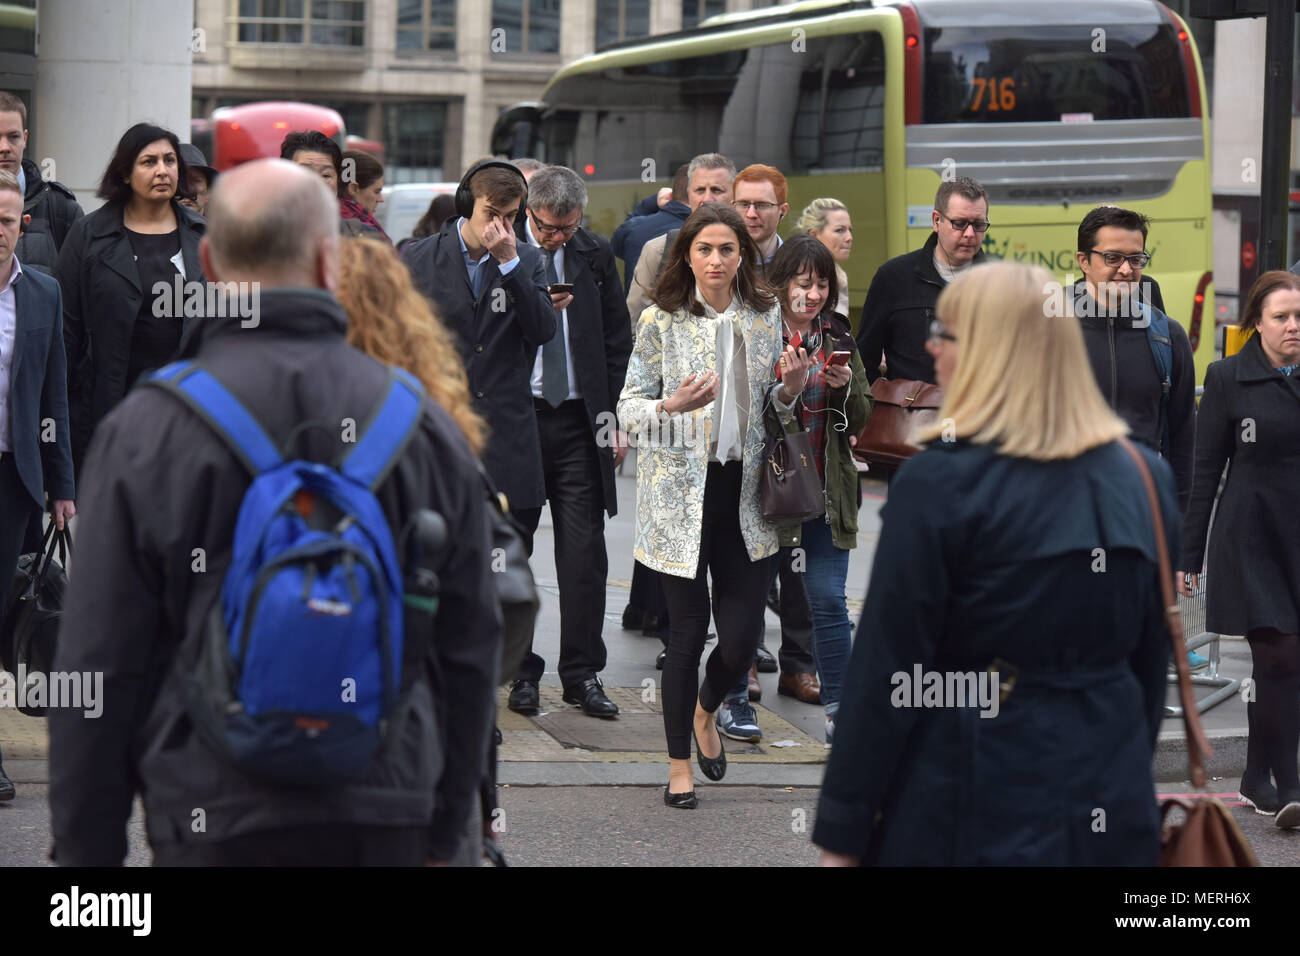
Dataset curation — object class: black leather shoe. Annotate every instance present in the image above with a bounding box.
[562,677,619,718]
[656,649,666,669]
[755,644,778,673]
[664,787,697,809]
[693,727,726,781]
[507,679,540,715]
[641,612,662,637]
[621,604,645,630]
[0,766,14,801]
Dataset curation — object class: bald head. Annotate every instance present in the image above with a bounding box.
[202,159,339,290]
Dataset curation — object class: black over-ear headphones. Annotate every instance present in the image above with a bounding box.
[455,159,529,220]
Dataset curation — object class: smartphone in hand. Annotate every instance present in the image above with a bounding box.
[549,283,574,295]
[824,350,852,367]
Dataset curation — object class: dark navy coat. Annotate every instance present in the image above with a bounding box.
[815,439,1175,865]
[400,218,555,511]
[1179,334,1300,636]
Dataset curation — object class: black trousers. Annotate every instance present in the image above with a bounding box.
[660,461,774,760]
[0,454,39,767]
[770,547,816,673]
[513,399,609,690]
[629,559,671,645]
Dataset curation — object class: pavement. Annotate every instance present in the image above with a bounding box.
[0,457,1289,866]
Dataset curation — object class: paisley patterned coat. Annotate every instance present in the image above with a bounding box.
[617,301,785,578]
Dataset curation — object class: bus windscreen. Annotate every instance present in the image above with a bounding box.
[922,23,1191,124]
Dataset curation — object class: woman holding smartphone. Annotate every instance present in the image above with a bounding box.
[618,202,810,808]
[767,235,873,742]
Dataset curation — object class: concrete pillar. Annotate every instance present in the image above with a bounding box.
[1210,18,1267,196]
[33,0,194,211]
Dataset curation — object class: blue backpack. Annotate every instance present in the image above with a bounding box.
[148,361,425,787]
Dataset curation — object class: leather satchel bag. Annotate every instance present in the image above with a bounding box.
[853,378,943,471]
[1,524,71,718]
[482,471,540,686]
[760,402,824,523]
[1119,439,1259,867]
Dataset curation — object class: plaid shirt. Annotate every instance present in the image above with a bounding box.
[776,317,832,481]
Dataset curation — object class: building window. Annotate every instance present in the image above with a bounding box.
[681,0,724,31]
[235,0,365,47]
[491,0,560,54]
[384,101,448,183]
[595,0,649,48]
[397,0,456,51]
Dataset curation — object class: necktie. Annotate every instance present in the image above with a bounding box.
[541,248,568,407]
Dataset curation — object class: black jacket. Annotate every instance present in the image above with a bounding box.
[1073,281,1196,513]
[15,157,84,276]
[815,439,1175,864]
[6,264,75,508]
[516,221,633,515]
[855,232,986,384]
[55,199,206,472]
[48,289,502,864]
[400,219,555,510]
[1179,334,1300,635]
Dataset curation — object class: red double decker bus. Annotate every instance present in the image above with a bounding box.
[207,101,346,172]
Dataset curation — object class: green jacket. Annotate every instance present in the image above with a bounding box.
[776,325,873,551]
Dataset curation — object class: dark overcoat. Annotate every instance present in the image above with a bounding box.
[55,199,206,471]
[400,219,555,511]
[1179,333,1300,635]
[814,439,1176,865]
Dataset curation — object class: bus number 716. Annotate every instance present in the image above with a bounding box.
[970,77,1017,112]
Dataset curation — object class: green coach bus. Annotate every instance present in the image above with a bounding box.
[491,0,1217,379]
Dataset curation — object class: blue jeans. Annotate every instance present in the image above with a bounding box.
[798,516,852,717]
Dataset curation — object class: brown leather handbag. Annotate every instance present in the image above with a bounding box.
[853,378,943,471]
[1120,439,1259,867]
[760,404,825,523]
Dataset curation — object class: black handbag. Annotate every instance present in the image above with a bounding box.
[760,401,825,523]
[482,471,540,685]
[1,523,71,717]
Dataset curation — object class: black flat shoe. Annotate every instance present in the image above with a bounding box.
[656,649,666,669]
[693,726,726,781]
[755,644,778,673]
[664,787,697,809]
[622,604,646,630]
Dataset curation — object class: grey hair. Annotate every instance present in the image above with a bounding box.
[206,163,337,274]
[527,164,588,218]
[686,152,736,182]
[795,197,849,234]
[511,157,544,175]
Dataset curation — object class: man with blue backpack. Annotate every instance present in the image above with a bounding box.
[48,159,502,866]
[1073,205,1201,665]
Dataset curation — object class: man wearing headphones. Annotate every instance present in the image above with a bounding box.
[400,158,555,520]
[855,177,989,384]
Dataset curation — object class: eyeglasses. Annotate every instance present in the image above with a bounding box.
[530,209,581,236]
[732,200,779,214]
[935,212,990,234]
[1086,249,1151,269]
[928,319,957,344]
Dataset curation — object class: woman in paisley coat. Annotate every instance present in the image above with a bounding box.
[618,202,811,809]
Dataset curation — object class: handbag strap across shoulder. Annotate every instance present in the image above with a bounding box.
[1118,438,1212,789]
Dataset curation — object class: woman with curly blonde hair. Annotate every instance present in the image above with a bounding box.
[337,237,486,456]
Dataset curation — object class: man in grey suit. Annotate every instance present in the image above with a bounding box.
[0,169,75,800]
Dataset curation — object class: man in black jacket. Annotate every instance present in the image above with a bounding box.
[1071,205,1195,514]
[400,162,555,515]
[506,164,631,719]
[49,159,501,865]
[856,177,989,383]
[0,92,83,277]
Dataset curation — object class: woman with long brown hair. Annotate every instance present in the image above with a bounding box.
[336,237,485,456]
[618,202,811,809]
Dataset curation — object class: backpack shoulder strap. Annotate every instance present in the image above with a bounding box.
[1141,307,1174,455]
[147,361,283,475]
[338,367,426,491]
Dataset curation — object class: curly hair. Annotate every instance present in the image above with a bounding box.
[337,238,487,456]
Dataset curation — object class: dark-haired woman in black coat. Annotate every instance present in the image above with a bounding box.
[56,123,205,472]
[1178,270,1300,829]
